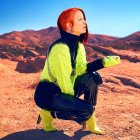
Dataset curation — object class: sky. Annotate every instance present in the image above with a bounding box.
[0,0,140,37]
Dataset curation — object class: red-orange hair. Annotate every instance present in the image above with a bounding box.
[57,8,88,43]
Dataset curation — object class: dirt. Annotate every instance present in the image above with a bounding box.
[0,59,140,140]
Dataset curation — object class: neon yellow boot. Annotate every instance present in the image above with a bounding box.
[86,113,103,135]
[40,109,57,132]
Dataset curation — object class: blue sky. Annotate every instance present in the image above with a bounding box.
[0,0,140,37]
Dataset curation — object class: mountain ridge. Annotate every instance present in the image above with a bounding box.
[0,27,139,73]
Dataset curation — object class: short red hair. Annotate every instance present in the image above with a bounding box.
[57,8,88,43]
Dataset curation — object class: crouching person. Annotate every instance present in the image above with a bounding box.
[34,7,121,134]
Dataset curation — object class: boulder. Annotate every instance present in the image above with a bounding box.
[15,56,46,73]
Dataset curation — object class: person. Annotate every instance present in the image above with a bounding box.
[34,7,121,134]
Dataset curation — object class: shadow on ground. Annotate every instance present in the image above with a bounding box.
[1,129,91,140]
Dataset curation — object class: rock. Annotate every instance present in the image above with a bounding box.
[15,56,46,73]
[0,52,15,59]
[23,49,39,58]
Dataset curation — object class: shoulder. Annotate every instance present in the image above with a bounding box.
[48,42,70,58]
[48,42,71,62]
[78,42,84,47]
[51,42,69,53]
[78,42,85,51]
[48,39,69,53]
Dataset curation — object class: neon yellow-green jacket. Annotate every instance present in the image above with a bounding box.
[40,42,87,96]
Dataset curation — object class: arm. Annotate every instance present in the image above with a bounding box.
[87,56,121,74]
[87,58,104,73]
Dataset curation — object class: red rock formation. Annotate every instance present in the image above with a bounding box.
[107,31,140,51]
[23,49,39,58]
[15,56,46,73]
[0,27,139,72]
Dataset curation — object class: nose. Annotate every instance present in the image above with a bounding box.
[83,20,87,25]
[83,19,86,23]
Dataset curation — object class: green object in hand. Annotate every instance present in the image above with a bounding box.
[102,56,121,67]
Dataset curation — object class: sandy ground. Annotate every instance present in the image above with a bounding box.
[0,58,140,140]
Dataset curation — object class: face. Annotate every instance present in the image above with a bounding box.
[69,11,87,36]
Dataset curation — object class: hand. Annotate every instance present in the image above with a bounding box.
[102,56,121,67]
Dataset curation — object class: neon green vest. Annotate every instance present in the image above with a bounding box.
[40,42,87,96]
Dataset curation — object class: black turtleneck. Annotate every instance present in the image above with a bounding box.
[60,31,79,60]
[48,30,80,69]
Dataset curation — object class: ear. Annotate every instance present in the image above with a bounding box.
[66,22,72,30]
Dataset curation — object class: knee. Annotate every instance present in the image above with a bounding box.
[86,105,94,119]
[80,104,94,120]
[34,81,61,109]
[91,72,103,85]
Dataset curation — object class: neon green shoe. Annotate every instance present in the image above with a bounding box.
[86,113,103,135]
[40,109,57,132]
[102,56,121,68]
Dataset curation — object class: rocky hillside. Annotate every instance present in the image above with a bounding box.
[106,31,140,51]
[0,27,139,73]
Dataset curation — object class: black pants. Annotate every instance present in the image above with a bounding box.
[34,72,102,124]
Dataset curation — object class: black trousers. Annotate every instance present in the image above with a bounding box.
[34,72,102,124]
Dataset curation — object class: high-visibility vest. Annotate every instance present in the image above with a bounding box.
[40,42,87,96]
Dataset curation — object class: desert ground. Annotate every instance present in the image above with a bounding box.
[0,58,140,140]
